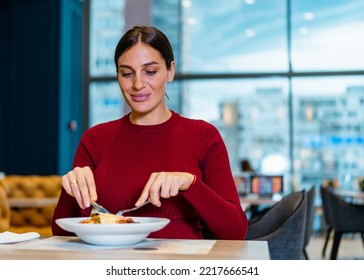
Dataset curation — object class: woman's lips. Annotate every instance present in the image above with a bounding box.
[131,93,150,102]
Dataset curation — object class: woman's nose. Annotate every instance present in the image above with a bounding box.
[132,75,145,90]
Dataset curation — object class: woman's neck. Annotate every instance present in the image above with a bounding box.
[129,108,172,125]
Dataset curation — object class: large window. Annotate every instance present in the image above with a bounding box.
[86,0,364,193]
[291,0,364,71]
[292,76,364,189]
[178,0,288,73]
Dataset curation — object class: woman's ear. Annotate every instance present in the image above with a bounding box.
[167,61,175,82]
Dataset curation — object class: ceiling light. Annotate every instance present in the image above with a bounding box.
[303,12,314,21]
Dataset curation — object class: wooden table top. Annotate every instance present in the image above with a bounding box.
[8,197,59,208]
[334,189,364,204]
[240,194,281,208]
[0,236,270,260]
[334,189,364,199]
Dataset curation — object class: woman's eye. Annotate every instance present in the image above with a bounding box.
[120,72,133,77]
[146,70,157,75]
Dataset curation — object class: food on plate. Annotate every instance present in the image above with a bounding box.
[80,213,137,224]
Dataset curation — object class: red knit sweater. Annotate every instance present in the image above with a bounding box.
[52,111,248,239]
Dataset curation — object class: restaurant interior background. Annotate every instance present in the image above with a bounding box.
[0,0,364,232]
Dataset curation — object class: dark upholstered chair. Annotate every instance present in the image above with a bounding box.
[303,186,316,259]
[246,191,307,260]
[320,186,364,259]
[319,186,334,258]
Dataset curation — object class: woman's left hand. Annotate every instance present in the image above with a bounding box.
[135,172,195,207]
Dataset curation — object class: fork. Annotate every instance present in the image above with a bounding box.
[116,200,150,216]
[90,201,110,214]
[90,200,150,216]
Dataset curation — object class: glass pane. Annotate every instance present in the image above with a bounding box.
[165,82,183,113]
[180,0,288,73]
[292,76,364,190]
[291,0,364,71]
[89,82,125,127]
[179,78,291,191]
[89,0,125,77]
[151,0,182,71]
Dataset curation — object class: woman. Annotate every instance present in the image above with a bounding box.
[52,26,248,240]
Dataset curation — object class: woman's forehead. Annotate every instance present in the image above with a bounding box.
[118,42,164,64]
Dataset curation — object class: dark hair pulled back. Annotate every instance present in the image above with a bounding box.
[114,25,174,72]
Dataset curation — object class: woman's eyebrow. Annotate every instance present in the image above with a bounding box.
[143,61,159,66]
[118,61,160,69]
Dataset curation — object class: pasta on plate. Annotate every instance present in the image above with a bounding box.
[80,213,137,224]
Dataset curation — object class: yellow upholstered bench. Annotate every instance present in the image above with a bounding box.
[0,175,62,236]
[0,182,10,232]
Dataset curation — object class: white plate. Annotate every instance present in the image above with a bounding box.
[56,217,170,246]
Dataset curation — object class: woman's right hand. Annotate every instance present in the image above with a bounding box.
[62,166,97,209]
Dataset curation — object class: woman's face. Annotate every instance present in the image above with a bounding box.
[117,42,175,119]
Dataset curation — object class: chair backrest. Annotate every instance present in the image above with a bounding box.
[322,187,364,232]
[246,191,307,260]
[303,186,316,248]
[320,186,333,227]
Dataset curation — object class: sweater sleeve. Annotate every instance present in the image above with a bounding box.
[51,129,97,236]
[181,122,248,240]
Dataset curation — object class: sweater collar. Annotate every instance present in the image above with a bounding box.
[122,110,180,133]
